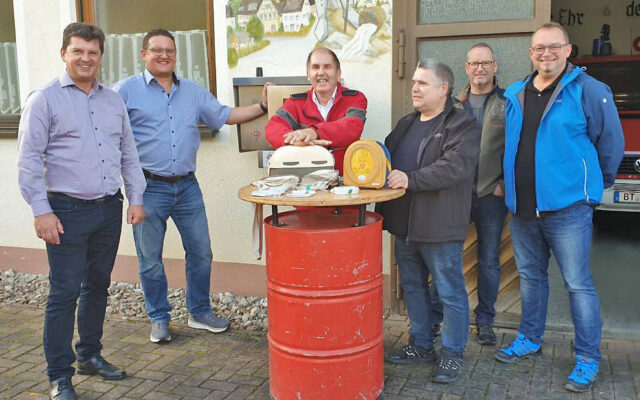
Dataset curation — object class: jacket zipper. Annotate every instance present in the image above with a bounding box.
[399,108,452,241]
[582,158,590,202]
[515,67,580,217]
[405,195,413,243]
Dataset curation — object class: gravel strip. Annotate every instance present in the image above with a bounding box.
[0,269,268,332]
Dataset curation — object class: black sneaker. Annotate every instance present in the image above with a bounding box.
[476,324,496,346]
[432,350,464,383]
[385,344,436,365]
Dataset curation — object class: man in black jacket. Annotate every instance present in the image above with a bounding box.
[377,60,480,383]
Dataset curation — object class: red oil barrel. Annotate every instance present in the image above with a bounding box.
[265,208,384,400]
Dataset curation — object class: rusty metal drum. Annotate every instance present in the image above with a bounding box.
[265,208,384,400]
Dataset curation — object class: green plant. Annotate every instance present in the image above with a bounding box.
[227,47,238,68]
[247,15,265,43]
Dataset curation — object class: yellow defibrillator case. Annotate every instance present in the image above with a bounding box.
[343,140,392,189]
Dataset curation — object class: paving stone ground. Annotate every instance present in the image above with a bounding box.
[0,305,637,399]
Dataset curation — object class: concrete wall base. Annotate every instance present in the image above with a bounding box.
[0,246,391,310]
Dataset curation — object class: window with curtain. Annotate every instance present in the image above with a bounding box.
[0,0,20,115]
[92,0,211,89]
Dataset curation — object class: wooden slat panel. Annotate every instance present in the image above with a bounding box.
[465,224,519,321]
[497,258,518,292]
[463,223,477,249]
[495,272,521,313]
[462,242,478,275]
[391,222,522,323]
[465,245,516,293]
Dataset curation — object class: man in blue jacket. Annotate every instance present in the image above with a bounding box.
[495,22,624,393]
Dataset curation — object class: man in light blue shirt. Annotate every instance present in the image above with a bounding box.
[113,28,268,343]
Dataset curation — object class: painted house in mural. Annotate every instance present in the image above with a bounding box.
[236,0,281,32]
[257,0,280,33]
[280,0,312,32]
[236,0,259,28]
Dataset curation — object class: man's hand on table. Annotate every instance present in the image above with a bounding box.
[388,170,409,189]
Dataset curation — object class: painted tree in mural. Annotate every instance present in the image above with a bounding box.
[247,16,265,44]
[228,0,243,14]
[228,46,239,68]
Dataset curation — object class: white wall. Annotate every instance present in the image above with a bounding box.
[1,0,77,251]
[13,0,75,102]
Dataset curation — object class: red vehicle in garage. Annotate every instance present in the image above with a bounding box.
[573,55,640,211]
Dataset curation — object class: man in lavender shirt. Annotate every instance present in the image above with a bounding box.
[17,23,146,400]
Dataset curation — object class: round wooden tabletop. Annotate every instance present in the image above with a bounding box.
[238,185,406,206]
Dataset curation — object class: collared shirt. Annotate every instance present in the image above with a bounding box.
[17,73,146,217]
[112,69,231,177]
[312,87,337,121]
[515,67,566,219]
[467,92,490,124]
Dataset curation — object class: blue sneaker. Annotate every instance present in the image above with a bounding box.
[565,355,599,392]
[494,333,542,363]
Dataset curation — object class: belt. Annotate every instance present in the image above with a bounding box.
[143,170,194,183]
[47,189,122,205]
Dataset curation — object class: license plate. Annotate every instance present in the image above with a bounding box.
[614,191,640,203]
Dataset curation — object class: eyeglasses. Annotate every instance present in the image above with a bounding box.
[530,43,568,55]
[466,61,494,70]
[146,47,176,57]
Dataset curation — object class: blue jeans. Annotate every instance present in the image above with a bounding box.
[395,239,468,355]
[44,192,123,381]
[431,194,507,326]
[133,176,213,323]
[511,202,601,361]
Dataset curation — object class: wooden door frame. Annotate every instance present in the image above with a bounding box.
[393,0,550,125]
[77,0,217,96]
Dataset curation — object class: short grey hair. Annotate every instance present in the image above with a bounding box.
[416,59,454,96]
[467,42,495,60]
[533,22,570,44]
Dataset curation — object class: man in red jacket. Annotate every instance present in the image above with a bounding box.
[265,47,367,175]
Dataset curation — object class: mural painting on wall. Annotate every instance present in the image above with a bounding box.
[225,0,392,69]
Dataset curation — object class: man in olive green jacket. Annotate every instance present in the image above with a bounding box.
[431,43,507,346]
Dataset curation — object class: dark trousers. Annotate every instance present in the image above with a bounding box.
[44,192,123,382]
